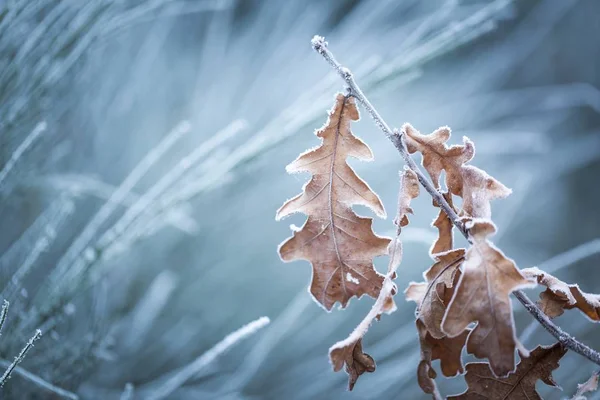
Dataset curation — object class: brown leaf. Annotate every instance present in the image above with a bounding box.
[430,192,455,255]
[406,249,465,339]
[460,165,511,219]
[442,219,533,377]
[521,267,600,321]
[330,338,376,391]
[402,123,474,196]
[276,94,390,310]
[571,370,599,400]
[394,168,420,228]
[416,319,469,396]
[448,342,567,400]
[329,169,419,390]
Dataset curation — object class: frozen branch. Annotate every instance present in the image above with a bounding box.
[311,35,600,368]
[0,121,46,189]
[0,329,42,387]
[0,358,78,399]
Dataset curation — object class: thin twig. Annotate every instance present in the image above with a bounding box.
[0,359,78,399]
[311,35,600,367]
[0,300,9,335]
[0,329,42,387]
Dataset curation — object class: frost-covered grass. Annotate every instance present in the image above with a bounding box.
[0,0,599,398]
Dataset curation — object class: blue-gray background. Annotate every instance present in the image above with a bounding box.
[0,0,599,399]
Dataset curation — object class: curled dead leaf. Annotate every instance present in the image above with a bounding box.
[442,219,533,377]
[276,94,390,310]
[522,267,600,321]
[406,248,465,339]
[460,165,511,219]
[448,342,567,400]
[330,338,375,391]
[402,123,474,196]
[329,169,418,390]
[430,192,455,255]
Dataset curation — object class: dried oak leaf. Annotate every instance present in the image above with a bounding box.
[448,342,567,400]
[416,319,469,396]
[521,267,600,321]
[276,94,390,311]
[394,168,420,228]
[430,192,455,255]
[402,123,474,196]
[460,165,511,219]
[442,219,533,377]
[330,338,375,391]
[572,370,599,400]
[330,170,419,390]
[406,248,465,339]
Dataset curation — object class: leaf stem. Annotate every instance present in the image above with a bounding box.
[311,35,600,368]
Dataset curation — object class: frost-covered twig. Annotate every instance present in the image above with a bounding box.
[312,35,600,368]
[0,329,42,387]
[142,316,270,400]
[571,370,599,400]
[0,300,8,336]
[0,358,78,399]
[0,121,46,189]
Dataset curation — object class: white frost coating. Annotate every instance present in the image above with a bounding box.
[289,224,301,233]
[346,272,359,284]
[329,239,402,355]
[144,316,270,400]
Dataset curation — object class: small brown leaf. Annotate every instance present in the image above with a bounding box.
[430,192,455,255]
[521,267,600,321]
[276,94,390,310]
[402,123,474,196]
[442,219,533,377]
[571,370,599,400]
[460,165,511,219]
[394,168,420,228]
[329,169,419,390]
[406,249,465,339]
[330,338,376,390]
[448,342,567,400]
[416,319,469,396]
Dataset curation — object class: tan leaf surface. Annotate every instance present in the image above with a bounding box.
[442,219,533,377]
[402,123,474,196]
[276,94,390,310]
[406,249,465,339]
[521,267,600,321]
[448,342,567,400]
[394,168,420,228]
[572,370,599,400]
[329,170,419,390]
[430,192,455,255]
[329,338,375,391]
[460,165,511,219]
[416,319,469,396]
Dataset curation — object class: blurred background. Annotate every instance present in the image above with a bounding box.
[0,0,599,398]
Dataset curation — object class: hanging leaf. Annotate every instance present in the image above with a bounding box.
[460,165,511,219]
[442,219,533,377]
[448,342,567,399]
[402,123,474,196]
[430,192,455,255]
[522,267,600,321]
[406,248,465,339]
[276,93,390,311]
[329,170,419,390]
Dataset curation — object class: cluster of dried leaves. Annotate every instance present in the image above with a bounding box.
[276,93,600,398]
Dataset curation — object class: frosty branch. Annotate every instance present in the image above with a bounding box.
[310,35,600,369]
